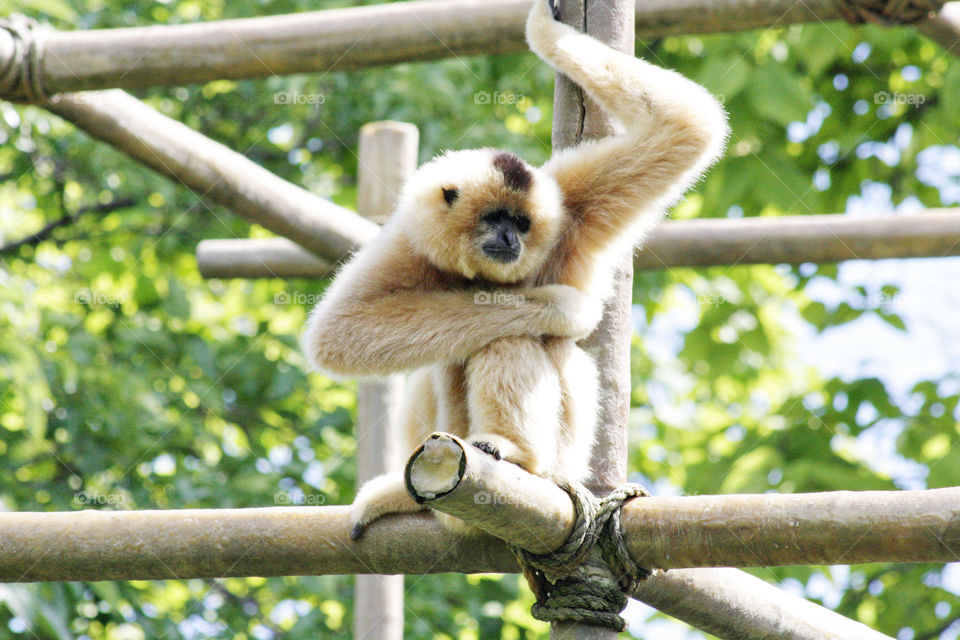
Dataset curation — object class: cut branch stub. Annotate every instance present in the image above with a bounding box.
[404,432,575,554]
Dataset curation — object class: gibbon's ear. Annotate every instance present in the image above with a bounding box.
[442,187,460,205]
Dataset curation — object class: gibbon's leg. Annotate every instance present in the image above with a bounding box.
[350,369,436,540]
[526,0,728,263]
[544,337,599,484]
[400,367,441,450]
[465,336,561,476]
[430,362,470,440]
[349,473,422,539]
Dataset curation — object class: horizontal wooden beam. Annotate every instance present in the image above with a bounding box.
[1,0,957,99]
[0,506,513,582]
[197,237,334,279]
[405,432,960,569]
[636,209,960,268]
[623,487,960,568]
[3,489,955,580]
[195,209,960,278]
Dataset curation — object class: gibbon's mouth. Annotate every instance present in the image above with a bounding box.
[481,243,521,263]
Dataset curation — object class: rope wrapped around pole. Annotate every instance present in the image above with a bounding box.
[836,0,947,24]
[509,483,654,631]
[0,15,47,102]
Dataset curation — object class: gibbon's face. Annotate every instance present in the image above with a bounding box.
[397,149,563,283]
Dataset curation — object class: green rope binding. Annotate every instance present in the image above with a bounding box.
[835,0,946,25]
[509,483,653,631]
[0,15,47,102]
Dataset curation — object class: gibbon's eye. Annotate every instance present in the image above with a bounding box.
[482,209,508,225]
[514,215,531,233]
[442,187,460,205]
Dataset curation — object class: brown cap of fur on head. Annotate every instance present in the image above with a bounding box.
[395,148,563,283]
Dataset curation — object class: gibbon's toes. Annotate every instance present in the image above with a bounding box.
[547,0,561,20]
[471,440,502,460]
[350,522,366,540]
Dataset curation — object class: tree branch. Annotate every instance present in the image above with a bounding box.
[0,197,135,256]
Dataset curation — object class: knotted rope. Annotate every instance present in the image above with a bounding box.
[510,483,654,631]
[0,15,47,102]
[836,0,946,25]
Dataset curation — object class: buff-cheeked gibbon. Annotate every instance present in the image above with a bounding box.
[302,0,728,537]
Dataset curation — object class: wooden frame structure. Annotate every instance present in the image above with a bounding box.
[3,1,960,638]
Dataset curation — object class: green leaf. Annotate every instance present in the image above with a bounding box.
[748,64,812,126]
[877,311,906,331]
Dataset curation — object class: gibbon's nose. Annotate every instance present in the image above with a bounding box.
[499,227,519,250]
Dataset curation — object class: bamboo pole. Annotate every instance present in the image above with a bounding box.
[0,507,516,582]
[402,432,960,569]
[635,568,894,640]
[623,488,960,568]
[9,486,953,638]
[197,238,333,279]
[42,90,377,261]
[1,491,953,579]
[2,0,958,100]
[549,0,633,635]
[405,433,576,554]
[4,488,955,580]
[352,121,417,640]
[194,209,960,278]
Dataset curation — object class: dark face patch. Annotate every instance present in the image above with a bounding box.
[442,187,459,205]
[493,151,533,193]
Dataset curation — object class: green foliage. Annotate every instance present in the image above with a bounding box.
[1,0,959,638]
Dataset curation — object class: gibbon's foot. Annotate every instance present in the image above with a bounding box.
[468,432,539,473]
[349,472,426,540]
[471,440,502,460]
[548,0,561,21]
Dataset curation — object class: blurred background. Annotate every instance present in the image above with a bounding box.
[1,0,958,638]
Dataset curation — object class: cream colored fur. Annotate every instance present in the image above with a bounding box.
[301,0,728,536]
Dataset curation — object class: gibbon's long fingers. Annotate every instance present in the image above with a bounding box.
[526,0,728,254]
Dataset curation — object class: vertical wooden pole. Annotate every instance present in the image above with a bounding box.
[549,0,633,638]
[353,121,419,640]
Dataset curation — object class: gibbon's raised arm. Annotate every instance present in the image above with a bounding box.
[302,230,598,377]
[527,0,728,255]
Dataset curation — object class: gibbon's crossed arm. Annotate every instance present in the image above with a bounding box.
[303,0,727,379]
[305,232,599,377]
